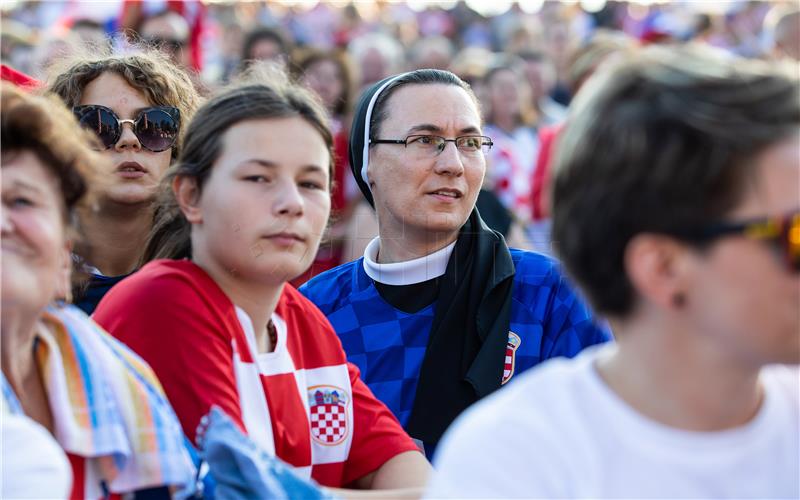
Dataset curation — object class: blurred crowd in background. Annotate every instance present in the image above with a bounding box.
[2,0,798,281]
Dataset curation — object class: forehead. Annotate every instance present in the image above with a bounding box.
[730,132,800,218]
[79,72,152,113]
[381,83,481,134]
[216,117,329,174]
[2,150,62,195]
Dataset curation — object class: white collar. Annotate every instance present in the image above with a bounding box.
[362,237,456,286]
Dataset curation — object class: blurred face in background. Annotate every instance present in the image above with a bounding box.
[520,58,556,104]
[486,68,523,126]
[139,11,191,69]
[302,58,345,115]
[248,38,286,66]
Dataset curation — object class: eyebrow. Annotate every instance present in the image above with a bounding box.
[238,159,327,175]
[7,179,47,195]
[406,123,482,136]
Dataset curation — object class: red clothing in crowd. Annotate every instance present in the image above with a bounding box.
[94,259,418,487]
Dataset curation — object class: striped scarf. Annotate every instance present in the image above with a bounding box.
[3,304,195,497]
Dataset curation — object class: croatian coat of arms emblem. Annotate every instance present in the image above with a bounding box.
[502,332,522,385]
[308,385,349,446]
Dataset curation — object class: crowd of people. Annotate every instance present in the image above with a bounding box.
[1,1,798,499]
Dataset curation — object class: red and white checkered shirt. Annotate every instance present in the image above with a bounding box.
[95,260,418,487]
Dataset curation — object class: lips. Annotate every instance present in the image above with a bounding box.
[116,161,148,179]
[428,188,463,199]
[116,161,147,173]
[263,231,306,243]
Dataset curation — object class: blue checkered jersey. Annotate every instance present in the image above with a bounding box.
[300,249,611,429]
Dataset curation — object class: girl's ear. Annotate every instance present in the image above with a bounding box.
[174,176,202,224]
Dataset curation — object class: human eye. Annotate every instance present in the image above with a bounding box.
[243,175,270,183]
[457,136,482,151]
[10,196,35,207]
[408,135,439,147]
[299,180,325,190]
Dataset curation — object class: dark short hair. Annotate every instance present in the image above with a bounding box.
[552,45,800,317]
[143,66,333,263]
[241,26,290,64]
[368,69,479,140]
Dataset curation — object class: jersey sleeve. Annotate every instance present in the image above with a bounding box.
[341,362,421,486]
[541,266,612,359]
[93,268,245,444]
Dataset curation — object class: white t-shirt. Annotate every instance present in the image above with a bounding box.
[1,414,72,499]
[427,344,800,499]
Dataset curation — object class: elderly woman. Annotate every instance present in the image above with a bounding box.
[300,69,611,459]
[47,51,200,313]
[1,84,194,499]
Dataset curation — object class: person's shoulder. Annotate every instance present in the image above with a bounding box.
[299,259,362,309]
[430,350,602,498]
[508,248,562,286]
[113,259,202,289]
[97,259,225,313]
[489,347,598,417]
[280,283,330,324]
[447,348,598,448]
[761,364,800,405]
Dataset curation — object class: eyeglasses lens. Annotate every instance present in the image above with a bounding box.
[137,109,178,152]
[786,215,800,272]
[78,107,119,149]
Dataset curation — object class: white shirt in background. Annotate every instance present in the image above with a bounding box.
[427,344,800,499]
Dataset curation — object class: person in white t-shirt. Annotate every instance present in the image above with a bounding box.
[1,414,72,499]
[427,45,800,499]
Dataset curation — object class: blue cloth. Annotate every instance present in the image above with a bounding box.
[196,407,335,500]
[301,249,611,456]
[74,273,129,315]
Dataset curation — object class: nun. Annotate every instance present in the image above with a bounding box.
[300,69,611,458]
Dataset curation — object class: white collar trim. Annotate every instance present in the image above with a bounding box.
[362,237,456,285]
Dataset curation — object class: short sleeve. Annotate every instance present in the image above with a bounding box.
[93,265,245,444]
[341,362,421,486]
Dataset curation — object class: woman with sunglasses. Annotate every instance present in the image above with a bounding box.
[300,69,611,459]
[93,72,430,494]
[48,51,200,314]
[428,46,800,499]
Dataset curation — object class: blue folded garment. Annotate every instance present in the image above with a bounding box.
[195,406,338,500]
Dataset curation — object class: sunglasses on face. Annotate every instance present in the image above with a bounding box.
[675,211,800,273]
[73,104,180,153]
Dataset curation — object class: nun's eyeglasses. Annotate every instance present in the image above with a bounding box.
[370,134,493,157]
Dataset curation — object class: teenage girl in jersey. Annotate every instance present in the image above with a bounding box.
[92,71,430,494]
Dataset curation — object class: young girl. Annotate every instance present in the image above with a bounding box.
[47,52,200,313]
[93,73,429,493]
